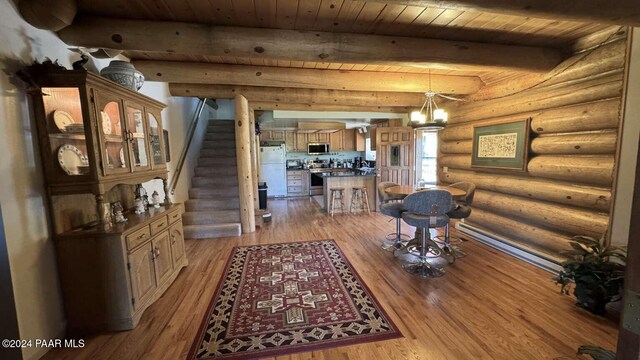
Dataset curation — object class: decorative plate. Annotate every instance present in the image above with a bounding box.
[53,110,75,132]
[57,144,88,175]
[101,111,112,135]
[119,147,126,167]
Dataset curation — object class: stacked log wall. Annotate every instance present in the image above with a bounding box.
[439,36,627,258]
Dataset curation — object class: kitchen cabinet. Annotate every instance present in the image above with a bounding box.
[343,129,356,151]
[370,127,377,150]
[356,130,366,151]
[261,130,285,142]
[295,132,308,152]
[330,131,344,151]
[285,131,296,151]
[308,132,329,143]
[287,170,310,196]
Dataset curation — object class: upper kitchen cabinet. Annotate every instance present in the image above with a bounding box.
[261,130,285,141]
[24,66,167,196]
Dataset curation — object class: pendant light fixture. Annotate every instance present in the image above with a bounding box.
[410,70,449,131]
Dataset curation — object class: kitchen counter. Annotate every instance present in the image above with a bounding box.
[318,171,375,178]
[322,174,376,213]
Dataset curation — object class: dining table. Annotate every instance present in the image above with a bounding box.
[385,184,466,197]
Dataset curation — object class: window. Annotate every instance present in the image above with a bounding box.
[416,131,438,186]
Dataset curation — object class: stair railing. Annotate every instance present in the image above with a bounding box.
[168,98,208,195]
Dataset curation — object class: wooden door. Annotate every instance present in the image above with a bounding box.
[376,127,414,186]
[317,132,329,142]
[330,131,343,151]
[152,232,173,286]
[169,222,185,267]
[270,130,285,141]
[356,131,365,151]
[343,129,356,151]
[128,243,157,310]
[370,127,377,150]
[296,132,308,151]
[285,131,296,152]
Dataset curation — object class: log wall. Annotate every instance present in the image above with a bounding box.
[439,36,628,259]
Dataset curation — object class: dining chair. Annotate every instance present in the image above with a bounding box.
[400,189,453,278]
[377,182,411,251]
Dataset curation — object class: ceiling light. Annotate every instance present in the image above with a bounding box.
[410,70,449,131]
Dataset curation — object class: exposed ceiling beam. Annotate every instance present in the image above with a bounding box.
[59,16,563,73]
[248,102,412,113]
[134,61,483,94]
[367,0,640,27]
[169,84,427,107]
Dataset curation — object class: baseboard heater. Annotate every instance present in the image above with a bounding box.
[456,221,563,274]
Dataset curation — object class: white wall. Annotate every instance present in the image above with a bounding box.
[611,30,640,246]
[0,1,211,358]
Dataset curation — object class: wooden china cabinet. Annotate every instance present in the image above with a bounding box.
[23,65,187,333]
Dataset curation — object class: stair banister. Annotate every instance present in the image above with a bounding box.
[169,97,208,195]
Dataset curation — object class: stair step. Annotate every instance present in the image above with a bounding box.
[200,148,236,157]
[206,126,235,133]
[186,199,240,211]
[184,223,241,239]
[197,157,237,166]
[205,132,236,141]
[189,186,239,198]
[192,176,238,187]
[194,166,238,176]
[183,210,241,225]
[202,140,235,149]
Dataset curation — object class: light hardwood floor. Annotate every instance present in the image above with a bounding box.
[46,198,618,359]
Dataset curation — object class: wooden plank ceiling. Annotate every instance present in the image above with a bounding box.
[75,0,614,85]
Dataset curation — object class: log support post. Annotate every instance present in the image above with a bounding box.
[235,95,256,233]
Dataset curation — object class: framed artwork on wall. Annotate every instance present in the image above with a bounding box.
[471,118,531,171]
[163,129,171,162]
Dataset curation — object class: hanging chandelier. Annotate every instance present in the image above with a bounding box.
[410,70,449,131]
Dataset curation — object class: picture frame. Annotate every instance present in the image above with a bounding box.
[471,118,531,171]
[163,129,171,162]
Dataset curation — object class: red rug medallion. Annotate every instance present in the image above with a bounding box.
[188,240,401,359]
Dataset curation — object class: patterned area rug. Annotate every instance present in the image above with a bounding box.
[188,240,401,359]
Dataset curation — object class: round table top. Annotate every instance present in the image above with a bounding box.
[385,185,466,197]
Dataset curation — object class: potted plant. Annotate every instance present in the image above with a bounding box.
[553,233,626,315]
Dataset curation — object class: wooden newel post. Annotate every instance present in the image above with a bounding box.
[235,95,256,233]
[249,109,259,211]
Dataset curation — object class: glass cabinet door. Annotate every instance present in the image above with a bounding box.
[42,87,92,179]
[125,103,151,171]
[94,90,130,175]
[147,112,166,169]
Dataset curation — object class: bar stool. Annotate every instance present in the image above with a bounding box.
[328,188,346,216]
[349,187,370,214]
[435,182,476,263]
[378,182,411,251]
[400,189,453,278]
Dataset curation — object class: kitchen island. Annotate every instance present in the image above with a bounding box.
[321,171,376,214]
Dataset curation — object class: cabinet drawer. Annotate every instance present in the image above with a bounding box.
[288,186,303,193]
[167,209,181,224]
[287,174,303,180]
[288,179,303,186]
[150,216,169,236]
[127,227,152,250]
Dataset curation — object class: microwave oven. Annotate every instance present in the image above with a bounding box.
[308,143,330,155]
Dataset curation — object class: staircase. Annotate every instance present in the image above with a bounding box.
[183,120,242,239]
